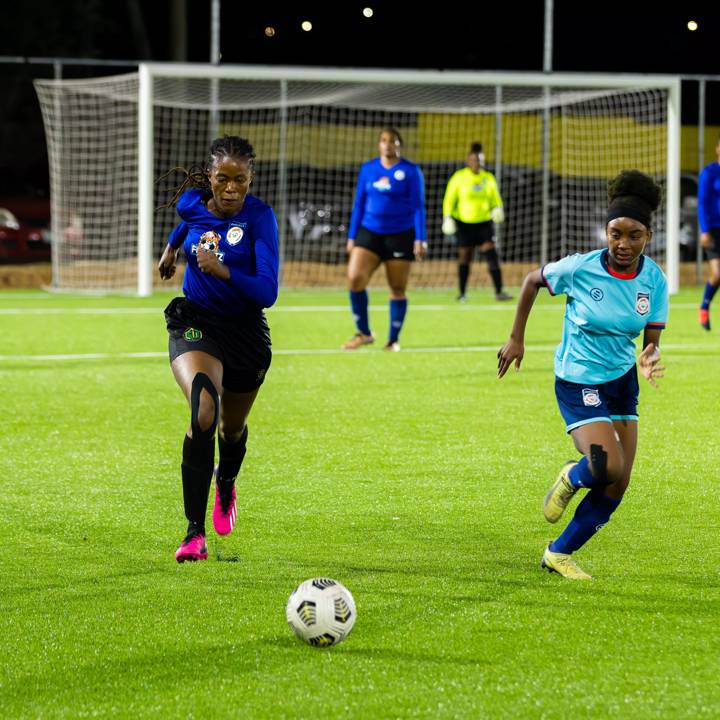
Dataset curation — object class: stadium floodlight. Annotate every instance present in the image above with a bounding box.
[35,64,679,295]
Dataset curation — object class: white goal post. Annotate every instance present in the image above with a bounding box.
[36,64,680,295]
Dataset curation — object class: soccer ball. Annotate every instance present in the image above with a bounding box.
[286,578,356,647]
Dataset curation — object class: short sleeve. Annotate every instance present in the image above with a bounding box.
[541,254,582,296]
[646,273,669,329]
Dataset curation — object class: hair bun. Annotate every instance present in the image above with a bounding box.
[607,169,661,212]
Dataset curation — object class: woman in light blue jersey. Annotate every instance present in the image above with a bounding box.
[342,127,427,352]
[158,136,279,563]
[497,170,668,580]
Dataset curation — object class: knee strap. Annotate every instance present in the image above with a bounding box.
[190,372,219,442]
[589,443,609,485]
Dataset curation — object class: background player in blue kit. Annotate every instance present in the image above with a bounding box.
[343,127,427,352]
[697,135,720,330]
[157,136,279,562]
[497,170,667,580]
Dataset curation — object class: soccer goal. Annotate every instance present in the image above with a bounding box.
[34,65,680,295]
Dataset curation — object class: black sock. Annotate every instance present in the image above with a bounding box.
[458,263,470,295]
[218,425,248,487]
[485,248,503,294]
[181,433,215,534]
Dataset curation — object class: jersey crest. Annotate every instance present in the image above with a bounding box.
[226,226,244,245]
[635,292,650,316]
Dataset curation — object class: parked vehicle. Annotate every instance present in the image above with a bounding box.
[0,208,51,264]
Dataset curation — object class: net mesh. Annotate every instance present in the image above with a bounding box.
[35,72,668,291]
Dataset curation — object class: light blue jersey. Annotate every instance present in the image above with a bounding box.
[542,249,668,384]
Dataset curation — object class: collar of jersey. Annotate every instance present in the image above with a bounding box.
[600,248,644,280]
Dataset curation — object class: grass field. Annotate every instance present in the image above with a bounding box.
[1,286,719,719]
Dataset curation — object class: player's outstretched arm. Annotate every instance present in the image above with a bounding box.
[158,244,178,280]
[497,268,544,378]
[639,328,665,388]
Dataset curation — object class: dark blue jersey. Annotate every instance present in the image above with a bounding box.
[698,161,720,233]
[348,158,426,240]
[167,189,279,316]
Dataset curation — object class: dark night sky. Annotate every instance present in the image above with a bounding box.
[4,1,719,74]
[1,1,719,201]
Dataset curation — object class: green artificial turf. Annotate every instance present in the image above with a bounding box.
[1,287,718,718]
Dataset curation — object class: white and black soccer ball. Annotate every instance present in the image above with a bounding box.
[286,578,356,647]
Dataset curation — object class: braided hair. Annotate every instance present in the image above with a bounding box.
[156,135,256,210]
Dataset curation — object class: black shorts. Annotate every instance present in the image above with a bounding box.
[704,228,720,261]
[354,226,415,261]
[164,296,272,393]
[455,219,495,247]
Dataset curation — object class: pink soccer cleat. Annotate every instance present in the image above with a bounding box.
[213,468,237,536]
[175,532,208,563]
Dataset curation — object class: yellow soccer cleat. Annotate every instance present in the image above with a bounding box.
[541,544,592,580]
[543,460,579,523]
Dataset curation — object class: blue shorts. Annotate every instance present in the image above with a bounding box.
[555,366,639,433]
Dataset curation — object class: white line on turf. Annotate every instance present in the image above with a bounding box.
[0,342,716,363]
[0,302,705,315]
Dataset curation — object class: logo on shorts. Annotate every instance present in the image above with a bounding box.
[226,226,244,245]
[636,292,650,316]
[582,388,601,407]
[393,169,406,181]
[590,288,604,301]
[257,368,267,381]
[183,327,202,342]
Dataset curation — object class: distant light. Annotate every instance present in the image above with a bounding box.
[687,20,698,31]
[301,20,313,32]
[264,26,276,37]
[363,7,374,17]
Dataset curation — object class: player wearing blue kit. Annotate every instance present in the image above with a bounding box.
[343,127,427,352]
[498,170,667,580]
[697,136,720,330]
[157,136,279,562]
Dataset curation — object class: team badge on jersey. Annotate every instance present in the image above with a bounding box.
[191,230,224,262]
[393,169,405,181]
[373,176,391,191]
[199,230,221,252]
[227,226,244,245]
[582,388,601,407]
[635,292,650,316]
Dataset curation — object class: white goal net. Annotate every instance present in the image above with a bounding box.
[34,66,679,294]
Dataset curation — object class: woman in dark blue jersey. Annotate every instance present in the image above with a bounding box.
[343,127,427,352]
[158,136,279,562]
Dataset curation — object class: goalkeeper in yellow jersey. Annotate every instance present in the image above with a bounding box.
[442,142,512,302]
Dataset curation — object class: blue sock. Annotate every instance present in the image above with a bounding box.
[550,491,621,554]
[701,282,719,310]
[389,298,408,343]
[350,290,371,335]
[568,456,595,488]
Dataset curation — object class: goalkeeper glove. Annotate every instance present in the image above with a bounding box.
[491,206,505,224]
[442,216,457,235]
